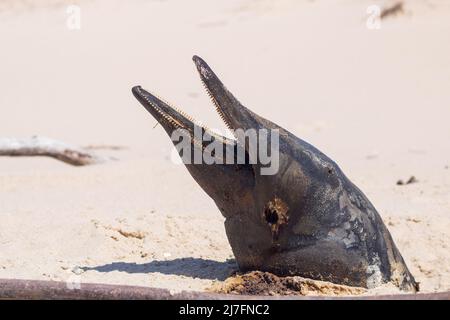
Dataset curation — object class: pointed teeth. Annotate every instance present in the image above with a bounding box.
[151,91,195,124]
[144,89,210,130]
[140,88,234,146]
[199,78,236,137]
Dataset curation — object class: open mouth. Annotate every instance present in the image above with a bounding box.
[132,55,238,148]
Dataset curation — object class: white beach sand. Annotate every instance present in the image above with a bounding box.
[0,0,449,295]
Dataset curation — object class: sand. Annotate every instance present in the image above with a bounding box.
[0,0,449,295]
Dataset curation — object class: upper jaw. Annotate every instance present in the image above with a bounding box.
[192,55,268,133]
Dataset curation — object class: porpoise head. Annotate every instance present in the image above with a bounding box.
[132,56,418,291]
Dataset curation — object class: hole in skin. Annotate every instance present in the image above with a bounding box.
[263,197,289,240]
[264,208,279,224]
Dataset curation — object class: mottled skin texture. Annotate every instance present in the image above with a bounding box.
[132,56,418,291]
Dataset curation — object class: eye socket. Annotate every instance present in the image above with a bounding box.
[264,208,279,224]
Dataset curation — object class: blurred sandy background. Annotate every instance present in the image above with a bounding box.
[0,0,449,294]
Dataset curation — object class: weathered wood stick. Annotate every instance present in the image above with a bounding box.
[381,1,404,20]
[0,136,104,166]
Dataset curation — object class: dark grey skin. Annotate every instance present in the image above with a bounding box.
[132,56,418,291]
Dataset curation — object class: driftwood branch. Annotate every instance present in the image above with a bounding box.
[381,1,404,20]
[0,136,104,166]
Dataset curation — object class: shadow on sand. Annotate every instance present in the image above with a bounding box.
[82,257,237,281]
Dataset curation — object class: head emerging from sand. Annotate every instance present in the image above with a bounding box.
[132,55,418,291]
